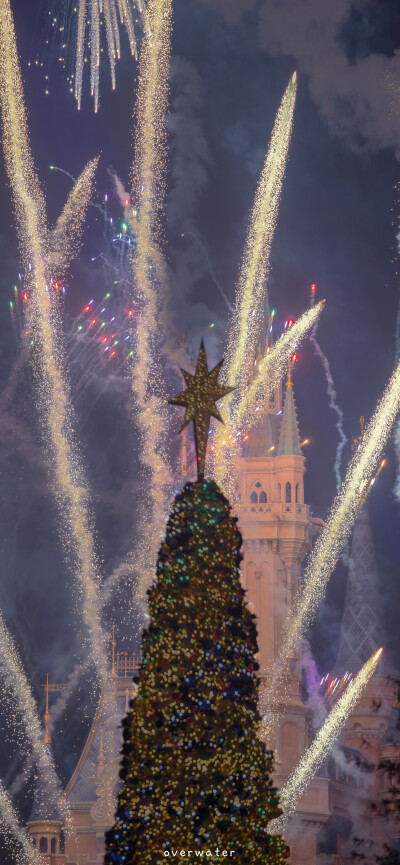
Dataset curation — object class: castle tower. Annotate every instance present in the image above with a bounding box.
[27,785,66,864]
[237,365,330,865]
[237,365,312,680]
[62,648,138,865]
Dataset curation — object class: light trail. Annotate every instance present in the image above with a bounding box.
[129,0,173,608]
[225,71,297,400]
[0,0,108,700]
[49,157,99,276]
[263,357,400,734]
[212,302,324,494]
[0,776,42,865]
[74,0,146,112]
[269,649,383,833]
[0,606,67,825]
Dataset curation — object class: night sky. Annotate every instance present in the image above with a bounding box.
[0,0,400,817]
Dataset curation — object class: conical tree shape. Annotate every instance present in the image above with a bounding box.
[105,479,288,864]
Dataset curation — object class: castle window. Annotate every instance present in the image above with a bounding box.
[255,481,262,489]
[285,482,292,503]
[51,837,57,854]
[277,483,281,502]
[259,491,267,503]
[60,831,65,854]
[250,491,258,504]
[295,482,300,503]
[39,838,48,854]
[32,838,36,848]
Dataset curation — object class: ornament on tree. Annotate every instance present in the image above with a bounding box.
[104,342,288,864]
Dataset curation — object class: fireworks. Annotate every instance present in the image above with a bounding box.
[212,302,324,494]
[0,0,108,696]
[129,0,173,607]
[319,672,353,707]
[225,71,297,399]
[0,777,41,865]
[0,606,68,826]
[49,157,100,276]
[73,0,147,111]
[263,357,400,733]
[269,649,382,833]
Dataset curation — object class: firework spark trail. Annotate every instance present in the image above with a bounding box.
[263,359,400,734]
[225,71,297,401]
[269,649,382,833]
[75,0,86,110]
[74,0,146,112]
[0,608,67,824]
[0,0,108,697]
[0,776,42,865]
[129,0,173,610]
[49,157,99,276]
[212,303,324,494]
[310,320,347,493]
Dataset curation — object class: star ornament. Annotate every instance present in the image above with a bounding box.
[169,340,234,481]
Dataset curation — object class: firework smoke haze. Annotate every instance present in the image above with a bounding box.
[129,0,173,608]
[0,0,108,698]
[269,649,383,833]
[310,317,347,493]
[225,71,297,398]
[263,360,400,731]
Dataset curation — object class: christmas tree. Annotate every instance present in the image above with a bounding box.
[104,343,288,864]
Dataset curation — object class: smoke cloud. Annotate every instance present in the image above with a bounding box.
[201,0,400,157]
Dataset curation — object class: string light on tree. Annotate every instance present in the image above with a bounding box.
[105,341,288,864]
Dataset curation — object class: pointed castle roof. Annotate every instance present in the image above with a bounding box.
[29,765,63,823]
[277,375,302,456]
[335,503,386,675]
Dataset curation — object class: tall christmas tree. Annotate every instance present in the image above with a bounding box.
[104,342,288,864]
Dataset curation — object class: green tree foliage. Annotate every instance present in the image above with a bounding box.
[104,479,288,864]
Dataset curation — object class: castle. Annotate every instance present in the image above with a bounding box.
[27,338,400,865]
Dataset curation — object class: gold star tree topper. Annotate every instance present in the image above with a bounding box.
[169,340,234,481]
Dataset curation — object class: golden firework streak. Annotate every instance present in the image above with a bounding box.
[0,775,42,865]
[130,0,173,605]
[269,649,383,833]
[0,0,107,694]
[226,72,297,397]
[263,357,400,732]
[74,0,145,112]
[50,157,99,276]
[213,303,324,493]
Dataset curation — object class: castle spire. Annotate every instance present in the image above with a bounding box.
[44,673,51,745]
[335,502,386,674]
[277,363,302,456]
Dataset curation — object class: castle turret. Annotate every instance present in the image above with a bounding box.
[238,366,312,674]
[27,783,66,864]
